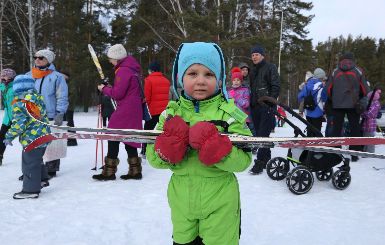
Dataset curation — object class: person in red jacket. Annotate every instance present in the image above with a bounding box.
[141,61,171,157]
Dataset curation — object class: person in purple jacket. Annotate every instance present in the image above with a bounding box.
[362,89,381,153]
[93,44,143,181]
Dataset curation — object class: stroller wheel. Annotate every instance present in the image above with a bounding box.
[286,166,314,195]
[266,157,289,181]
[316,169,333,181]
[332,170,351,190]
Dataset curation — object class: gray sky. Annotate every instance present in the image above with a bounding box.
[304,0,385,45]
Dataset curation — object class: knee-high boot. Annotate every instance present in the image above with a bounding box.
[92,157,119,181]
[120,157,142,180]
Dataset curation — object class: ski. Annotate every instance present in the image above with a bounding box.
[24,103,385,146]
[303,146,385,159]
[24,131,385,159]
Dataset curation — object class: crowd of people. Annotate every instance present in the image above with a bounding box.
[0,41,383,244]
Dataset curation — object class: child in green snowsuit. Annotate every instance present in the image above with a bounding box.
[146,42,252,245]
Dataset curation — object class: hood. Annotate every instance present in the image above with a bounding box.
[172,42,228,101]
[338,59,356,71]
[116,55,141,74]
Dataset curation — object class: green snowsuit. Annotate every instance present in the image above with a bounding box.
[147,93,252,245]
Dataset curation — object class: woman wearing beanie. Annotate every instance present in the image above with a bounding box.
[146,42,252,245]
[0,68,17,166]
[26,49,69,178]
[93,44,143,181]
[4,75,51,199]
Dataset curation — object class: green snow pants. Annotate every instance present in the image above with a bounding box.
[168,173,241,245]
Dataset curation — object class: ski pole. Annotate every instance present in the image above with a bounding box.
[92,104,102,171]
[100,107,104,169]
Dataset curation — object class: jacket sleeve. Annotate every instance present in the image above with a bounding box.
[144,77,152,105]
[362,101,380,119]
[55,74,69,114]
[103,69,131,100]
[5,102,28,141]
[298,86,306,102]
[269,64,280,99]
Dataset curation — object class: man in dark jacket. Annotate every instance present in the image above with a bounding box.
[325,52,370,161]
[248,44,280,174]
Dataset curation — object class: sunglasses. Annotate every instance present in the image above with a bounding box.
[1,79,12,83]
[33,56,45,60]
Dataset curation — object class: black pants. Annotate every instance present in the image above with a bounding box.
[102,116,110,127]
[250,105,274,162]
[107,141,138,159]
[141,115,160,155]
[331,109,362,151]
[65,110,75,127]
[306,116,323,137]
[0,124,11,155]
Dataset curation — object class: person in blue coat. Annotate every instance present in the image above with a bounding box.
[298,68,327,136]
[27,49,68,178]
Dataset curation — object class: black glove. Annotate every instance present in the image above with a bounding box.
[101,78,109,86]
[54,113,64,126]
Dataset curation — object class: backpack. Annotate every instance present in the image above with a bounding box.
[303,86,321,111]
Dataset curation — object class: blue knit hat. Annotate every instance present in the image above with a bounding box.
[149,61,161,72]
[251,44,265,56]
[172,42,228,100]
[13,75,36,95]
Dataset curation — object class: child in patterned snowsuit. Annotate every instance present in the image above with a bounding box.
[146,42,252,245]
[361,89,381,153]
[228,68,251,127]
[4,75,51,199]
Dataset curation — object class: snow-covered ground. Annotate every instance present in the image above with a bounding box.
[0,111,385,245]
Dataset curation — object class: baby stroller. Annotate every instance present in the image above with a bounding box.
[259,97,351,195]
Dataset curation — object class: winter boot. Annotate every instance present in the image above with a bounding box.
[41,179,50,188]
[13,191,39,199]
[249,159,265,175]
[120,157,142,180]
[351,155,359,162]
[92,157,119,181]
[67,138,78,146]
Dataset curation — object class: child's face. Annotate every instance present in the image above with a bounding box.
[241,67,248,77]
[232,78,242,88]
[183,64,217,101]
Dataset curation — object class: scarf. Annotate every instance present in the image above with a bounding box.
[31,67,52,79]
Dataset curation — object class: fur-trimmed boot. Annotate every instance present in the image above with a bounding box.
[120,157,142,180]
[92,157,119,181]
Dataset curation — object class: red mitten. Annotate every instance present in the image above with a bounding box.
[154,115,189,164]
[189,122,232,165]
